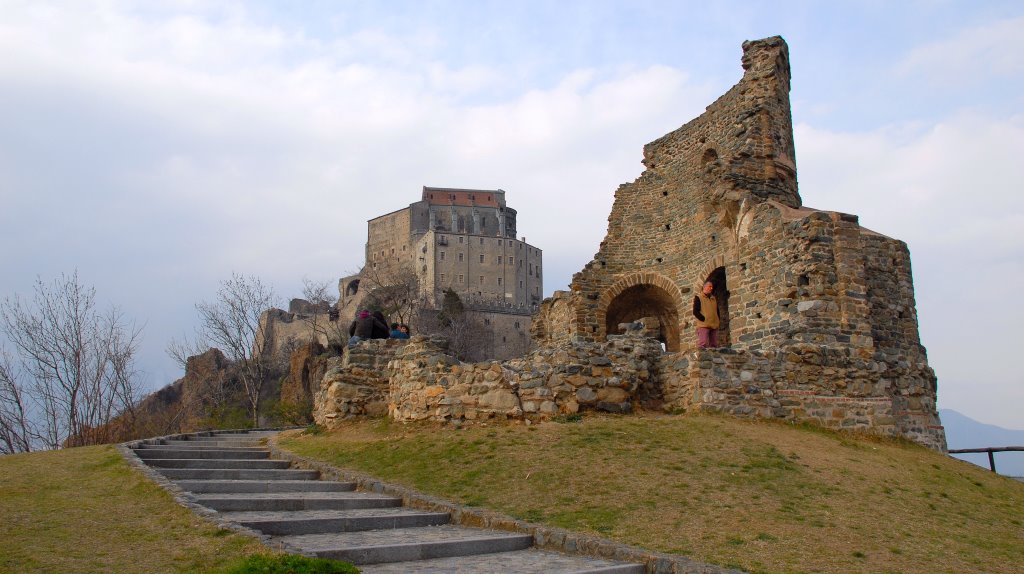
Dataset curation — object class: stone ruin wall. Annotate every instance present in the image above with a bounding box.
[312,331,942,449]
[312,340,400,427]
[310,36,945,451]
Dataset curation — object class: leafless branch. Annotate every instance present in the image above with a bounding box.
[0,272,142,450]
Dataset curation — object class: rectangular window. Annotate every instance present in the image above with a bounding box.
[480,238,484,245]
[519,280,523,288]
[459,275,464,283]
[440,251,446,261]
[497,256,502,264]
[458,253,464,262]
[508,257,513,266]
[479,276,484,285]
[480,254,485,263]
[529,263,533,275]
[440,273,445,282]
[497,278,503,286]
[458,236,464,243]
[498,239,503,246]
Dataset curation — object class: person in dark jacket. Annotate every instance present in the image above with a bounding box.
[348,310,376,347]
[693,281,720,348]
[370,311,390,339]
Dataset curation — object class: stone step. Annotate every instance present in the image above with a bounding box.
[130,429,647,573]
[160,439,266,448]
[275,525,534,565]
[180,433,273,440]
[173,479,355,493]
[138,443,269,452]
[157,468,319,481]
[357,548,646,574]
[194,492,403,512]
[142,458,291,469]
[222,508,451,535]
[134,448,270,459]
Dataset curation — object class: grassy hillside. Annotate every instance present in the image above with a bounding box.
[0,445,269,573]
[280,414,1024,574]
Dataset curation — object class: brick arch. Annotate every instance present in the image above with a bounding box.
[598,272,688,352]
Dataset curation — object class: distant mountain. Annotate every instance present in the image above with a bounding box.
[940,409,1024,478]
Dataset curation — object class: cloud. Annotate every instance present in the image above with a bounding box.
[894,15,1024,87]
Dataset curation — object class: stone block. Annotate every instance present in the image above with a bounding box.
[576,387,598,403]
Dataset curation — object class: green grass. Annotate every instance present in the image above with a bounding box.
[0,445,354,574]
[222,554,358,574]
[279,414,1024,574]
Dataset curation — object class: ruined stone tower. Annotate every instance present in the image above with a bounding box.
[532,36,945,449]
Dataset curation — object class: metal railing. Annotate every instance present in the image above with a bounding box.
[948,446,1024,473]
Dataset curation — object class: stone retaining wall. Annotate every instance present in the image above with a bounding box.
[387,334,663,423]
[659,345,944,448]
[312,332,945,450]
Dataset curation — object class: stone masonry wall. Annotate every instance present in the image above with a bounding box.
[659,345,944,449]
[312,339,405,429]
[387,334,662,423]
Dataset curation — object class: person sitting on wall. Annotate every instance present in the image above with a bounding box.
[348,309,372,347]
[349,309,389,346]
[390,323,411,339]
[693,280,720,348]
[370,310,390,339]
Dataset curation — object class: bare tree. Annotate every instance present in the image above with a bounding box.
[0,350,32,454]
[360,260,422,327]
[194,273,279,427]
[416,289,492,361]
[165,335,210,371]
[300,277,338,345]
[0,272,142,451]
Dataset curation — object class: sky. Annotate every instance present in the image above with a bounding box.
[1,1,1022,429]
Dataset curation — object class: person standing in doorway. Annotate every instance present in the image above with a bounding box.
[693,281,720,348]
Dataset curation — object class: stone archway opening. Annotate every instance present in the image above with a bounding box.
[604,284,681,352]
[704,267,730,346]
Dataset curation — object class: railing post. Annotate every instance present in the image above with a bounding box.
[988,450,997,473]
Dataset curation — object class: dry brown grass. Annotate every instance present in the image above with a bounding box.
[0,445,269,573]
[282,414,1024,574]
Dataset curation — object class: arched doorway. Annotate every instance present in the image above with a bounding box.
[604,283,681,352]
[704,267,730,346]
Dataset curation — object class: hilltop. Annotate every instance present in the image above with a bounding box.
[280,413,1023,574]
[3,412,1020,573]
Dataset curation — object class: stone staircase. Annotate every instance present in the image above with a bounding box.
[129,430,643,573]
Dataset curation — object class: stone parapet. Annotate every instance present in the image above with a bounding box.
[312,339,408,429]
